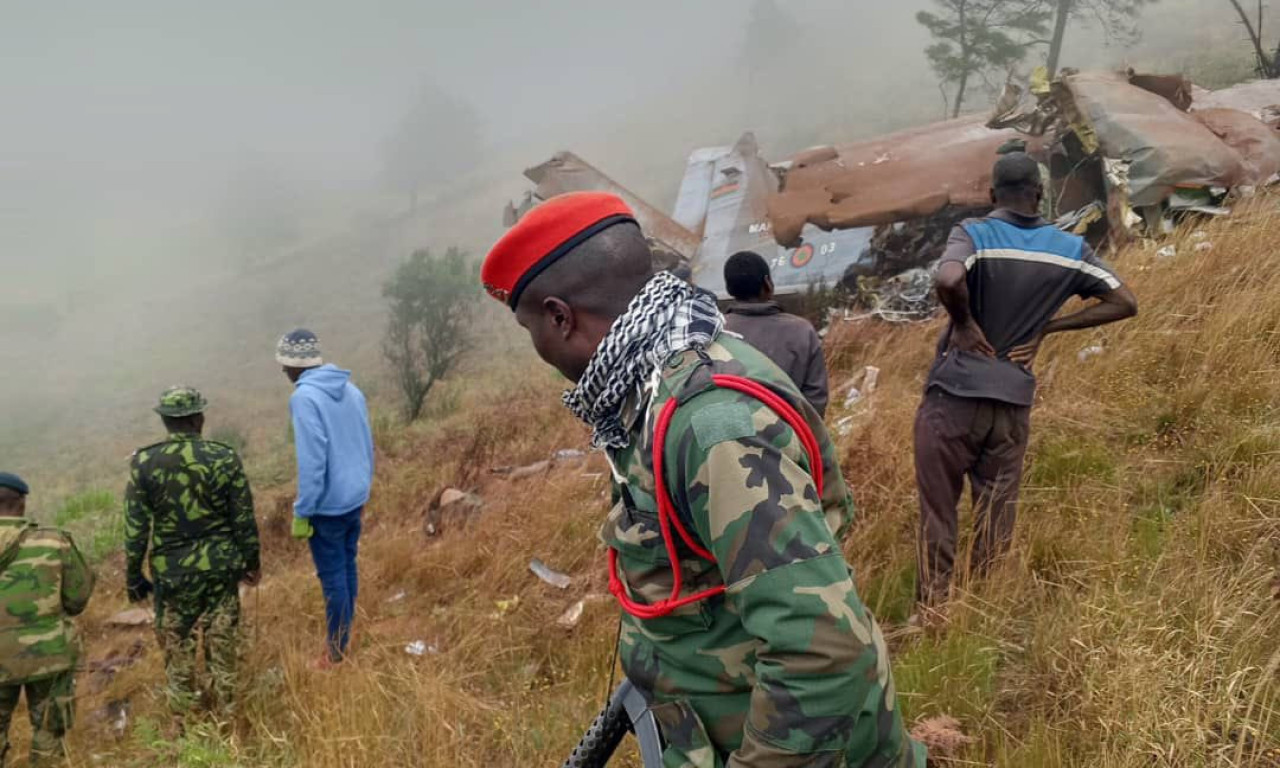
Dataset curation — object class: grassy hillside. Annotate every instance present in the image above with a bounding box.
[27,198,1280,767]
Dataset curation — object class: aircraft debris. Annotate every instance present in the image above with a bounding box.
[996,69,1280,244]
[842,366,881,410]
[529,558,572,590]
[404,640,439,657]
[423,487,483,537]
[556,599,585,630]
[503,69,1279,319]
[105,607,153,628]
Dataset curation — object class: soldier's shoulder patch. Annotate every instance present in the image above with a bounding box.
[688,400,756,448]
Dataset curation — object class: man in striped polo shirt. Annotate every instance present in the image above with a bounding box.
[914,152,1138,612]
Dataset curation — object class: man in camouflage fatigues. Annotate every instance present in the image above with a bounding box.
[0,472,94,766]
[482,193,923,767]
[124,387,260,718]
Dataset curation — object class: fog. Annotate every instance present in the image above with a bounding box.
[0,0,1253,484]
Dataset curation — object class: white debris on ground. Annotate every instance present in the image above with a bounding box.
[529,558,572,589]
[1078,345,1106,362]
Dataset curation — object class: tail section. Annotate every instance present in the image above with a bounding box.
[518,152,701,261]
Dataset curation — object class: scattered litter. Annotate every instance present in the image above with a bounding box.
[557,600,586,629]
[554,449,586,461]
[98,699,131,739]
[842,366,881,409]
[1155,245,1177,260]
[386,590,407,603]
[1191,230,1209,241]
[530,558,572,589]
[1194,240,1214,252]
[909,715,972,758]
[835,415,855,437]
[404,640,439,657]
[1077,345,1106,362]
[491,596,521,619]
[105,608,153,628]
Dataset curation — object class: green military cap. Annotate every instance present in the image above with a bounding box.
[154,386,207,417]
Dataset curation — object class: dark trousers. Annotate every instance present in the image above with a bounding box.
[914,389,1030,605]
[308,507,362,660]
[0,669,74,766]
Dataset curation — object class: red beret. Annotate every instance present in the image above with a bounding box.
[482,191,637,308]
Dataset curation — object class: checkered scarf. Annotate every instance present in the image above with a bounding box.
[564,271,724,449]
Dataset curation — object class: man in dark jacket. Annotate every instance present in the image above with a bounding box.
[914,153,1138,611]
[722,251,830,415]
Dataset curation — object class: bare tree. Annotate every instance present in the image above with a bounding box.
[1045,0,1158,77]
[382,247,479,421]
[1225,0,1278,77]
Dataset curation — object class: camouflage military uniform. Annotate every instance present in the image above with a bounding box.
[0,518,94,766]
[602,335,924,767]
[125,430,259,715]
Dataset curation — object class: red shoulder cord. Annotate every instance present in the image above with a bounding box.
[608,374,825,620]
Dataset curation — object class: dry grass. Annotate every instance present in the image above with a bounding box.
[30,198,1280,766]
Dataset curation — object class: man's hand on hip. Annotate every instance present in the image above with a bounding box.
[950,320,995,357]
[1007,334,1043,367]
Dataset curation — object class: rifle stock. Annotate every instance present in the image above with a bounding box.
[561,679,663,767]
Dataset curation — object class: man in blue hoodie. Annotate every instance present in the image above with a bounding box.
[276,328,374,668]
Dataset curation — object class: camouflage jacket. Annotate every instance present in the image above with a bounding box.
[125,433,260,585]
[601,335,923,768]
[0,518,94,684]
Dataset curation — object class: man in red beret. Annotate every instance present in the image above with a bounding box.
[484,192,923,767]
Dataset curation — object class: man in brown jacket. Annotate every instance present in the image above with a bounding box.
[722,251,830,415]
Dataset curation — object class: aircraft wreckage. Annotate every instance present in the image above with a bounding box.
[502,71,1280,320]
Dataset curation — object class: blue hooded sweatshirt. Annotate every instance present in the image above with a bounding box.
[290,364,374,518]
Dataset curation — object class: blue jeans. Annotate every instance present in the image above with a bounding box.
[308,506,362,660]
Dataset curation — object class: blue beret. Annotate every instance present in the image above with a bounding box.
[0,473,28,496]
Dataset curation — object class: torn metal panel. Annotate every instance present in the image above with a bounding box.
[766,115,1046,248]
[522,152,702,260]
[1127,73,1194,111]
[1058,71,1250,207]
[1194,79,1280,126]
[1192,108,1280,184]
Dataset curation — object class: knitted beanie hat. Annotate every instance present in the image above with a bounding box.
[275,328,323,367]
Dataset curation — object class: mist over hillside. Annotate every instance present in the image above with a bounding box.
[0,0,1258,488]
